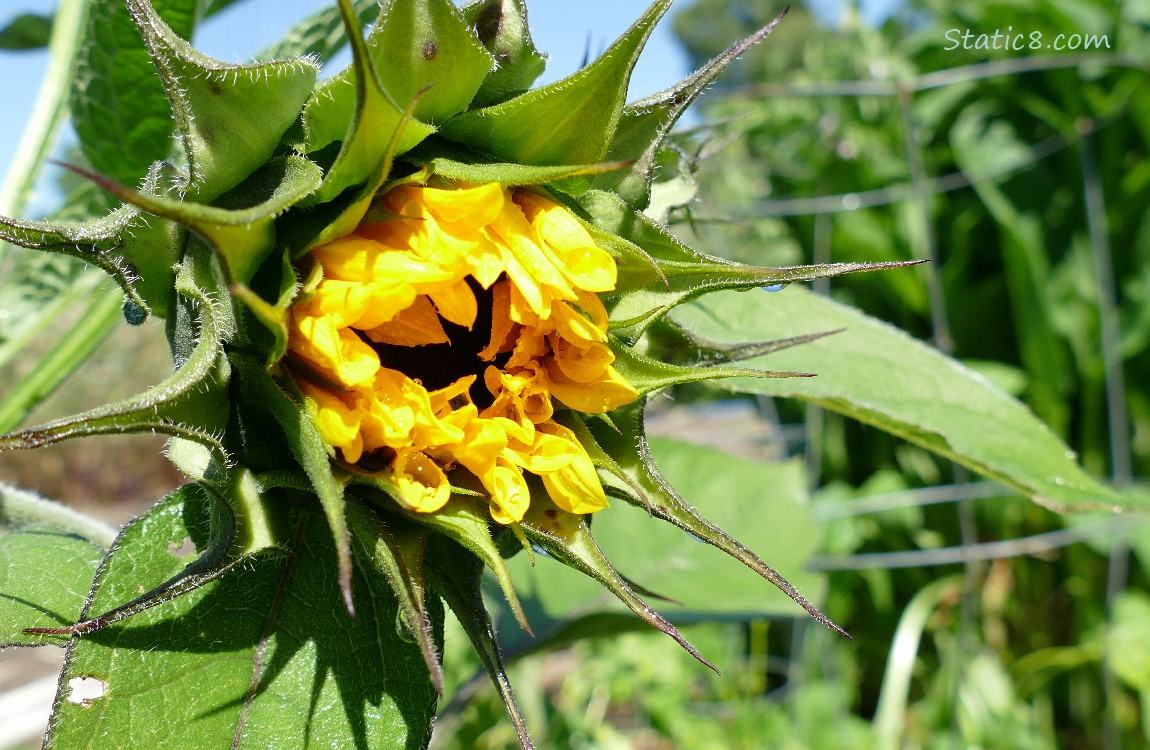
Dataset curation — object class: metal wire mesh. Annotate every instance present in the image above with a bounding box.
[689,42,1144,748]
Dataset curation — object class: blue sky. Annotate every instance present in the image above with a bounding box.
[0,0,694,212]
[0,0,901,214]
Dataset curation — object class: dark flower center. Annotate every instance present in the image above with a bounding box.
[368,278,509,408]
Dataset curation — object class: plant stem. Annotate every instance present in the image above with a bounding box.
[0,0,91,221]
[0,482,117,546]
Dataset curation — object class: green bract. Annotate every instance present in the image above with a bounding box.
[0,1,1124,748]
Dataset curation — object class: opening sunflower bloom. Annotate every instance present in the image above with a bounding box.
[0,1,907,746]
[287,182,638,524]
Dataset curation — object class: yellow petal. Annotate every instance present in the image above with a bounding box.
[486,459,530,524]
[313,234,458,285]
[303,279,418,330]
[549,338,614,384]
[537,423,608,515]
[428,375,477,415]
[575,288,610,331]
[547,300,607,347]
[392,450,451,513]
[482,363,554,431]
[289,312,380,388]
[363,294,449,347]
[360,371,417,449]
[402,375,467,447]
[544,361,639,414]
[515,191,617,292]
[488,198,575,312]
[504,330,550,370]
[301,383,366,464]
[421,183,506,227]
[428,278,478,329]
[541,451,608,515]
[435,409,507,479]
[478,280,517,361]
[504,429,579,474]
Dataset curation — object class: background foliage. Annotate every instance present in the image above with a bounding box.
[434,0,1150,747]
[1,0,1148,748]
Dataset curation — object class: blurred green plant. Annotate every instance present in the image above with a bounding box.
[623,0,1150,747]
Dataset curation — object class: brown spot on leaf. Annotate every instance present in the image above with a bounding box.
[422,41,438,60]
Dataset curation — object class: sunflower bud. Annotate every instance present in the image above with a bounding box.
[287,182,637,524]
[0,1,889,747]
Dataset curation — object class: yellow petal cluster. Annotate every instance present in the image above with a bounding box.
[288,183,638,524]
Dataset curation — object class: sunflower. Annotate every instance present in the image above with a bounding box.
[288,183,637,523]
[0,1,873,747]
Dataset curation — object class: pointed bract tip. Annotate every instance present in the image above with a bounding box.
[341,576,356,619]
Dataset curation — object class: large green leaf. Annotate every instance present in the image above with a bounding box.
[0,529,105,647]
[71,0,200,187]
[46,490,436,749]
[671,286,1124,511]
[493,439,825,657]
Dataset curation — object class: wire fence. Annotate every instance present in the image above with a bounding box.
[684,38,1148,748]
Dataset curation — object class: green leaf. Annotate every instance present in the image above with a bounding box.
[578,188,913,341]
[0,244,231,461]
[370,0,494,123]
[597,10,786,205]
[123,0,318,203]
[439,0,670,165]
[423,534,532,750]
[300,0,435,215]
[610,336,810,396]
[1108,591,1150,693]
[563,405,846,636]
[671,285,1124,511]
[351,478,531,634]
[0,205,156,318]
[505,436,829,621]
[71,0,199,187]
[345,501,444,693]
[0,484,117,545]
[517,493,717,671]
[461,0,547,106]
[0,529,104,646]
[409,497,532,632]
[414,152,632,186]
[46,489,437,749]
[20,485,242,640]
[0,283,125,433]
[70,154,323,284]
[232,354,356,619]
[0,12,52,49]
